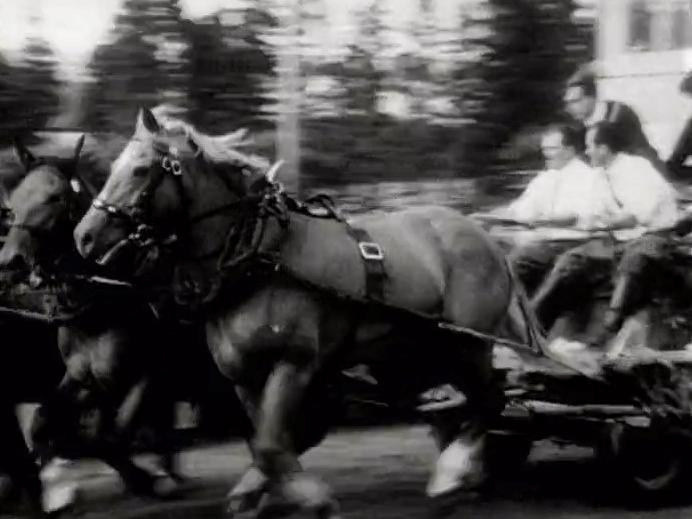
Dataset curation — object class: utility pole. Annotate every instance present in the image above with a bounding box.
[275,0,301,195]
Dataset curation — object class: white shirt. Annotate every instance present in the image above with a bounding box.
[600,153,679,235]
[506,158,617,228]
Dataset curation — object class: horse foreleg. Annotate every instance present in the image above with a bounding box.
[426,343,499,501]
[227,385,269,515]
[229,378,335,516]
[0,400,44,517]
[110,377,181,497]
[114,377,149,434]
[253,361,340,519]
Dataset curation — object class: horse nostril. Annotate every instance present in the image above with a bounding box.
[77,230,94,256]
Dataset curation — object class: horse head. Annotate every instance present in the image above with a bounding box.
[74,107,273,276]
[0,136,88,283]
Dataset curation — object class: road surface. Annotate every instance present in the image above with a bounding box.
[5,425,692,518]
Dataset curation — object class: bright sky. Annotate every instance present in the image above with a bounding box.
[0,0,459,74]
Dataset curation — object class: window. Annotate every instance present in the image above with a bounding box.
[672,5,692,49]
[627,0,652,51]
[627,0,692,52]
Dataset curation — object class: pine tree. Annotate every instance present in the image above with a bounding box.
[81,0,189,133]
[0,53,24,142]
[83,32,167,134]
[15,33,62,131]
[183,4,276,133]
[456,0,591,174]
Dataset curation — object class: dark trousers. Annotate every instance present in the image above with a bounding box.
[516,238,619,332]
[509,240,584,297]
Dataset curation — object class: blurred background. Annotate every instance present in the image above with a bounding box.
[0,0,688,213]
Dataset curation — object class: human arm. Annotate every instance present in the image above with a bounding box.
[503,173,551,225]
[617,160,679,230]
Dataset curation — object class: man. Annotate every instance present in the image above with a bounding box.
[531,121,679,335]
[503,122,620,294]
[564,65,663,168]
[666,69,692,178]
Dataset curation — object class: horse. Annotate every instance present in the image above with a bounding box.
[73,107,539,518]
[0,136,187,512]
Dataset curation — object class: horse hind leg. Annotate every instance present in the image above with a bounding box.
[427,413,488,498]
[424,338,501,502]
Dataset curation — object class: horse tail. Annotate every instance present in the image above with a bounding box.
[502,257,547,355]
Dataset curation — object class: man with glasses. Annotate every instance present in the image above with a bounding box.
[502,122,619,294]
[530,121,679,339]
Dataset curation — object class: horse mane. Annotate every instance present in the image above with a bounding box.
[151,110,270,173]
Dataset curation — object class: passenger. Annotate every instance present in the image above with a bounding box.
[531,121,680,336]
[564,64,664,169]
[666,69,692,178]
[502,122,621,294]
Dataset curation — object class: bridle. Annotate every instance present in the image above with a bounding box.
[0,160,94,282]
[91,140,190,253]
[89,138,279,266]
[6,159,91,238]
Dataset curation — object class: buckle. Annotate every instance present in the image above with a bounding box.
[358,241,384,261]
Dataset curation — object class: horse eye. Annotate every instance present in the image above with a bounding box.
[47,193,62,204]
[133,166,149,177]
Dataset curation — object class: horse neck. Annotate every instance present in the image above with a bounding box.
[181,161,246,259]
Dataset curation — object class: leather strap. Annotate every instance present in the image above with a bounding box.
[344,225,386,301]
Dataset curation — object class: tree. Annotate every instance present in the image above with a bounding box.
[14,34,62,131]
[81,0,189,134]
[82,31,167,134]
[456,0,591,174]
[183,5,277,133]
[0,52,24,142]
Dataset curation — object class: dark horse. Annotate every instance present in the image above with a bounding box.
[74,108,537,518]
[0,137,185,513]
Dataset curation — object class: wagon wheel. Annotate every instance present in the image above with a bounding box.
[485,431,533,476]
[599,422,684,498]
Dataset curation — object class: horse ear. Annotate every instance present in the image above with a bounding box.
[12,137,36,171]
[137,107,160,135]
[73,134,85,163]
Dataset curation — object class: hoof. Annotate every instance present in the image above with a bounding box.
[256,492,299,519]
[227,466,268,516]
[427,435,486,497]
[40,459,79,515]
[41,481,79,515]
[152,474,183,498]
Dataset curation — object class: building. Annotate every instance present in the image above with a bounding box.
[597,0,692,158]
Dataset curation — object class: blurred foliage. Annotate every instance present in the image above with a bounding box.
[458,0,592,173]
[0,0,592,186]
[81,0,276,135]
[300,0,591,183]
[0,29,62,143]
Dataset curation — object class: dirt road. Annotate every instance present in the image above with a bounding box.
[6,425,692,519]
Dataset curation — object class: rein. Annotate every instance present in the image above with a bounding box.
[90,138,287,267]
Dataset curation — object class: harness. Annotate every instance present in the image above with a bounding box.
[87,145,545,355]
[0,159,147,324]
